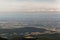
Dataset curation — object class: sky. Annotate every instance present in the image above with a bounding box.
[0,0,59,12]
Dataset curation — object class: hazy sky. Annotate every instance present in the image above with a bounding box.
[0,0,59,12]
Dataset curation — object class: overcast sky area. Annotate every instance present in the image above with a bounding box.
[0,0,59,12]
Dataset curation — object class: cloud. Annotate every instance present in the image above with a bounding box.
[0,0,59,12]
